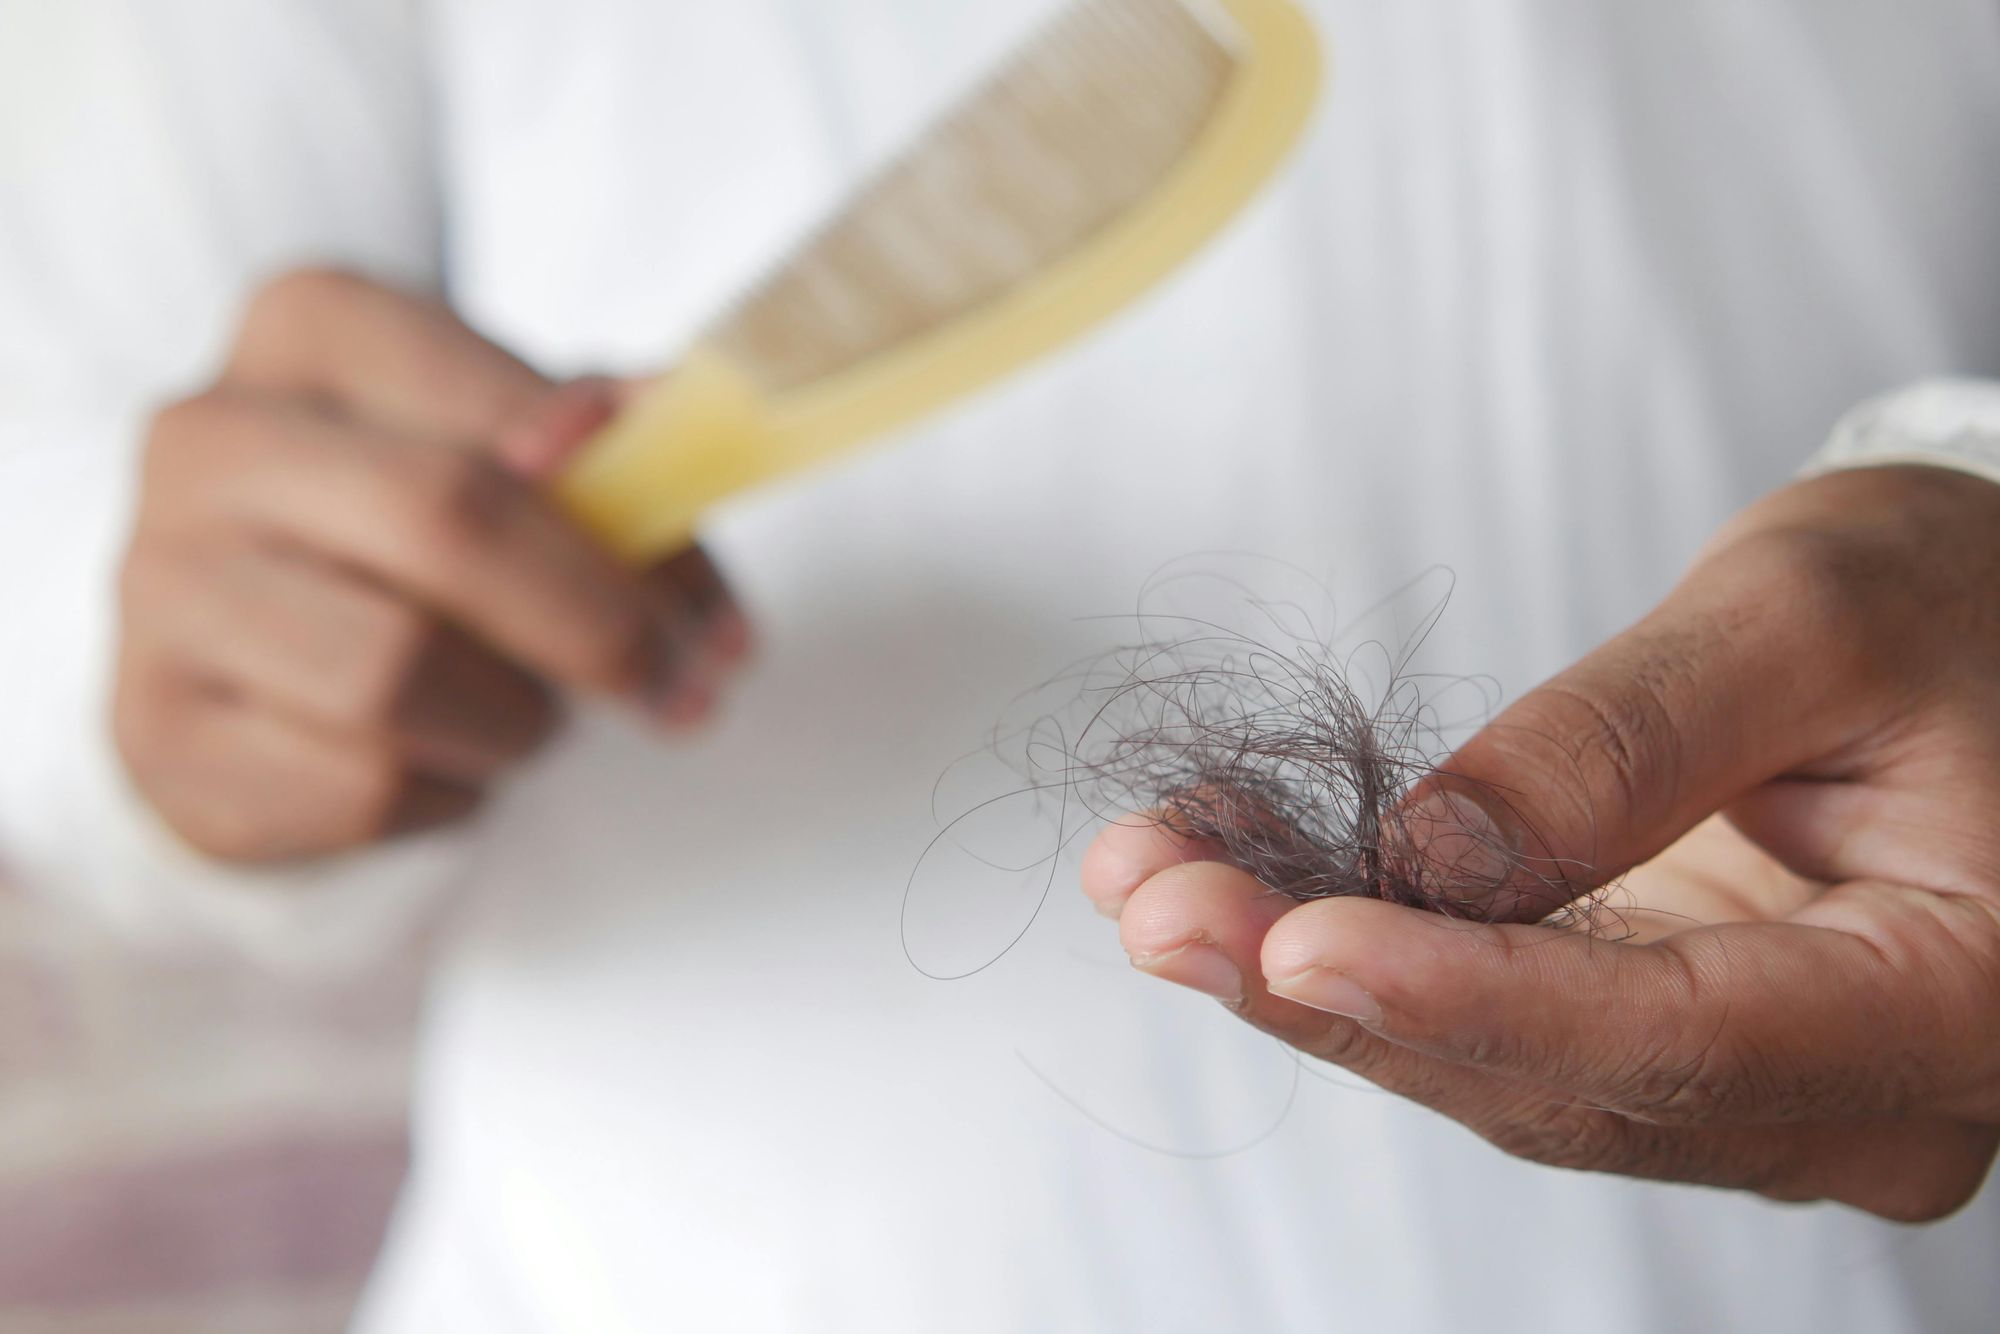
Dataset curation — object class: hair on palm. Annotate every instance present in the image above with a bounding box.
[906,560,1599,984]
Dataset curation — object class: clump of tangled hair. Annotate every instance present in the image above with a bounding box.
[1058,565,1537,915]
[907,562,1590,979]
[1078,634,1481,911]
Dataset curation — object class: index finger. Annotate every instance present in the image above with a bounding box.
[225,268,548,446]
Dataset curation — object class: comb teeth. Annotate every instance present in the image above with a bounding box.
[706,0,1237,394]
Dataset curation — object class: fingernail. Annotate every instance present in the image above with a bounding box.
[1401,790,1516,895]
[1130,942,1242,1003]
[1267,969,1383,1025]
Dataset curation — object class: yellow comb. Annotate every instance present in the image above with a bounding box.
[557,0,1323,562]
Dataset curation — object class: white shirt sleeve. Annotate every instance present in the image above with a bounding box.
[0,0,475,970]
[1808,379,2000,488]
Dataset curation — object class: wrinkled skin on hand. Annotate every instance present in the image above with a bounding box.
[1086,465,2000,1222]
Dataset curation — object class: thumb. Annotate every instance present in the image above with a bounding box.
[1409,551,1856,921]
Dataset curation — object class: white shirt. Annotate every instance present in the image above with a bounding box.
[4,2,2000,1330]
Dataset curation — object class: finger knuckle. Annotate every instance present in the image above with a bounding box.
[1300,1018,1378,1068]
[1532,674,1683,840]
[1617,1043,1730,1125]
[338,602,443,730]
[1445,1003,1535,1073]
[406,448,512,544]
[400,448,521,562]
[1601,947,1735,1124]
[239,266,366,345]
[1557,1114,1638,1174]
